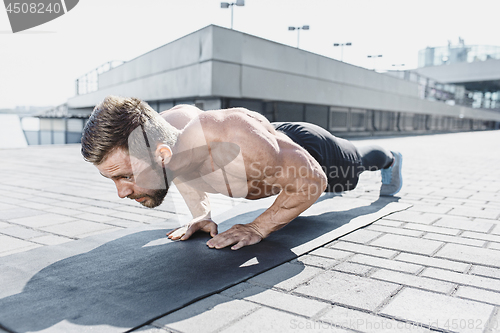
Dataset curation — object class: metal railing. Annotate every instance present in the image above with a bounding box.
[75,60,124,95]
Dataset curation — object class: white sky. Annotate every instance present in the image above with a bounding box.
[1,0,499,109]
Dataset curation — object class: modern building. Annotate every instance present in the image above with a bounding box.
[414,39,500,111]
[36,25,500,145]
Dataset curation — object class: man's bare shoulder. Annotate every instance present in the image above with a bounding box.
[160,104,203,130]
[200,107,276,135]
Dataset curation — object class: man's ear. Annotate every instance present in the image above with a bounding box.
[155,144,172,165]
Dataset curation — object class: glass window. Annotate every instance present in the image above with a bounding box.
[329,107,349,131]
[275,102,304,122]
[350,109,366,131]
[305,105,328,127]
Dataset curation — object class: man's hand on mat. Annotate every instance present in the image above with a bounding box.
[206,223,264,250]
[167,218,218,240]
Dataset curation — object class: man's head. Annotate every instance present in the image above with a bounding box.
[81,96,179,208]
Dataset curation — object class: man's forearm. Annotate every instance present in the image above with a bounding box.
[249,180,325,238]
[174,179,211,220]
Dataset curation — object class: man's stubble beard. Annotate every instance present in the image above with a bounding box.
[139,188,169,208]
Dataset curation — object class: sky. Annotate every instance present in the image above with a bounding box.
[1,0,499,109]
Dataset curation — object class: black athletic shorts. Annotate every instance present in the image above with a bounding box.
[271,122,363,192]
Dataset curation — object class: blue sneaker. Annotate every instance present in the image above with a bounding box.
[380,151,403,196]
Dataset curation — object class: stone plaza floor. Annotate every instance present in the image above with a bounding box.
[1,130,500,333]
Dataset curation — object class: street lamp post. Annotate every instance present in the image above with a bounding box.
[367,54,383,70]
[333,42,352,62]
[220,0,245,30]
[288,25,309,48]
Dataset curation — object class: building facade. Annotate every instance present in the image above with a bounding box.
[62,25,500,141]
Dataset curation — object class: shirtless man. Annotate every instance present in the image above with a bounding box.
[81,96,402,250]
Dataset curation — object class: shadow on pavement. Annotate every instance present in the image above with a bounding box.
[0,195,400,333]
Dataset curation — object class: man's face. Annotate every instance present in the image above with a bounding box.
[96,148,168,208]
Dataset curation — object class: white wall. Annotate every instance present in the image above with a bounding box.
[0,115,28,149]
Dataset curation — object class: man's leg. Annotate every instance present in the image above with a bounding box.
[357,145,403,196]
[357,145,394,171]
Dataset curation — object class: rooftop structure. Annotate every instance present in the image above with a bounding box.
[63,26,498,138]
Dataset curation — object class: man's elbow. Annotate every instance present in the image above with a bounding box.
[306,172,327,201]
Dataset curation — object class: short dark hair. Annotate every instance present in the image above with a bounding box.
[81,96,178,164]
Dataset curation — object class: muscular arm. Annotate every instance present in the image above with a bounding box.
[167,178,217,240]
[204,110,328,250]
[249,147,327,237]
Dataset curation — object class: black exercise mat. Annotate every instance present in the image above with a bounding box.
[0,194,410,333]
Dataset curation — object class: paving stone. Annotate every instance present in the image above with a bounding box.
[381,288,494,333]
[408,204,452,214]
[51,201,91,210]
[143,210,179,219]
[73,212,118,223]
[455,286,500,306]
[8,213,76,228]
[373,219,404,227]
[30,234,73,246]
[350,254,422,274]
[14,202,53,210]
[435,243,500,266]
[39,220,118,238]
[423,233,485,247]
[295,270,399,311]
[1,208,43,221]
[488,223,500,235]
[248,263,322,291]
[0,225,46,239]
[321,305,432,333]
[383,211,441,225]
[370,234,443,256]
[235,285,328,317]
[488,242,500,251]
[0,221,12,229]
[76,206,119,216]
[292,254,338,269]
[434,216,493,233]
[470,265,500,279]
[403,222,460,236]
[448,207,500,220]
[153,294,258,333]
[220,307,346,333]
[108,211,158,223]
[98,219,146,228]
[43,206,87,216]
[332,262,372,275]
[371,269,454,294]
[84,200,123,209]
[0,234,38,254]
[367,224,424,237]
[329,241,398,258]
[25,196,60,204]
[310,247,353,260]
[0,203,19,211]
[421,267,500,292]
[394,253,469,272]
[461,231,500,243]
[339,229,381,244]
